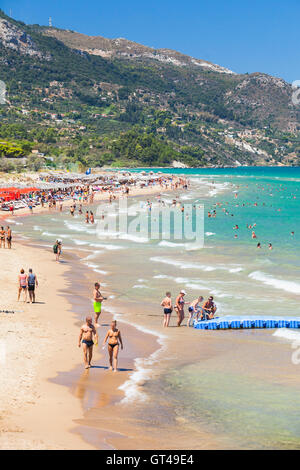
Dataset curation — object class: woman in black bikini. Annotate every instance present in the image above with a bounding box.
[0,226,5,249]
[102,320,123,372]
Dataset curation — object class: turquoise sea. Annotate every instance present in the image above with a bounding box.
[10,167,300,449]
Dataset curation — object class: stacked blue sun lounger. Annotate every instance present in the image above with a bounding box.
[193,315,300,330]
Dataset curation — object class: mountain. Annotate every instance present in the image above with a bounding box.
[42,27,235,74]
[0,10,300,170]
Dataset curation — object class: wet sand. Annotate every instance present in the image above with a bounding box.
[2,176,299,449]
[0,230,162,449]
[0,240,95,449]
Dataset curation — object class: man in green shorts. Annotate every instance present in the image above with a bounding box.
[93,282,104,327]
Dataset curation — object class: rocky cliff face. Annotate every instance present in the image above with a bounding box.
[0,18,46,58]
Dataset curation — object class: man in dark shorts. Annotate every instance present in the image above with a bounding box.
[78,316,98,369]
[202,296,217,320]
[28,268,38,303]
[6,226,12,249]
[161,291,172,327]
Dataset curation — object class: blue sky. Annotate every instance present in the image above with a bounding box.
[1,0,299,82]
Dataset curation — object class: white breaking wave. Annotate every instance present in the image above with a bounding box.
[205,232,216,236]
[150,256,243,273]
[73,239,89,245]
[118,233,149,243]
[64,221,96,234]
[249,271,300,295]
[93,269,108,275]
[85,262,108,275]
[82,251,104,261]
[117,320,167,404]
[42,231,61,237]
[132,284,151,289]
[158,241,185,248]
[89,242,124,251]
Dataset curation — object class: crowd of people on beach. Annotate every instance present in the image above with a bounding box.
[10,173,201,373]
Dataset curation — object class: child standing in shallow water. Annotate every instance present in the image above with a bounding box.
[161,292,172,327]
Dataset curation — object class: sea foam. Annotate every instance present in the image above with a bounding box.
[249,271,300,295]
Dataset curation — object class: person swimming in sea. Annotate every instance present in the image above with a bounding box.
[102,320,123,372]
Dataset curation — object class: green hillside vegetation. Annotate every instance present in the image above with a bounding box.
[0,10,299,170]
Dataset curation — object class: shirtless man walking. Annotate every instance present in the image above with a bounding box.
[78,316,98,369]
[161,291,172,327]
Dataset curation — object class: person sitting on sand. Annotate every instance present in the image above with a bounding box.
[18,268,28,302]
[102,320,123,372]
[78,316,98,369]
[187,296,204,326]
[202,296,217,320]
[175,290,187,327]
[161,291,172,327]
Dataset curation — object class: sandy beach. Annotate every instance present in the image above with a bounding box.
[2,168,300,450]
[0,240,95,449]
[0,182,166,450]
[0,238,161,450]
